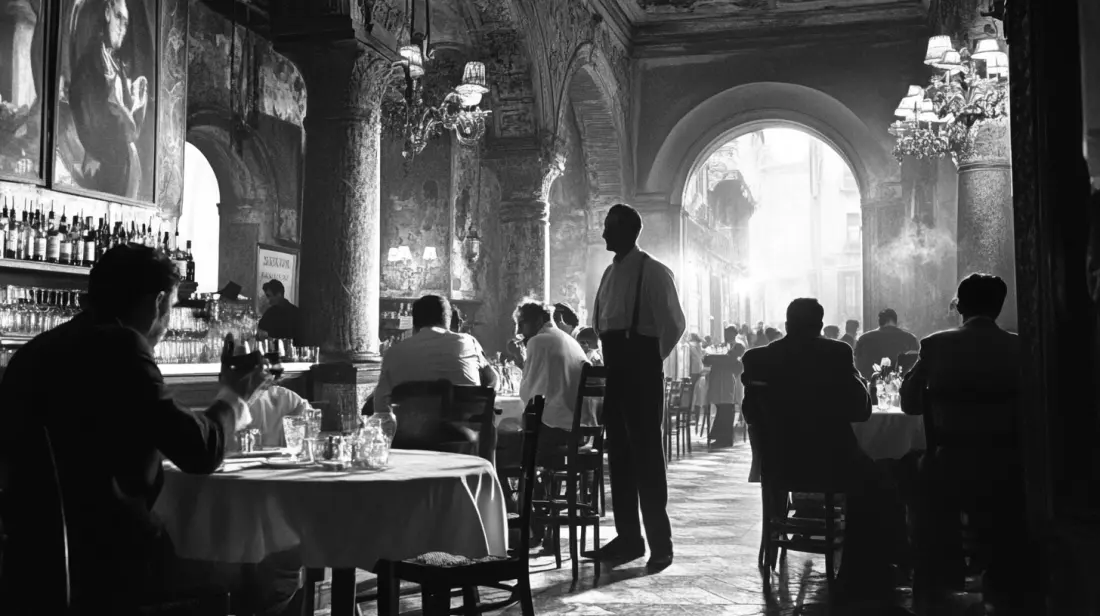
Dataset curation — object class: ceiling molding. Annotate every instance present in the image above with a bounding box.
[634,1,928,57]
[587,0,645,46]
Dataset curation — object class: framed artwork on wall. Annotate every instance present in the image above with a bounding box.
[0,0,49,182]
[52,0,158,206]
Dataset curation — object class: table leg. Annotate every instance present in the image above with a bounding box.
[331,568,357,616]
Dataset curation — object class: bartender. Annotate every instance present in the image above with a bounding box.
[257,279,301,344]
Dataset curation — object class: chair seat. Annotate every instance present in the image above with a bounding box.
[392,552,524,587]
[410,551,509,568]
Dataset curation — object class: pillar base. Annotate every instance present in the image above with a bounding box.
[309,360,382,431]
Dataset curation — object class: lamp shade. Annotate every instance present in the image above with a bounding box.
[971,37,1007,61]
[423,246,438,261]
[387,247,401,262]
[924,35,954,65]
[396,246,413,261]
[399,45,425,79]
[932,49,965,74]
[455,61,489,106]
[906,85,924,98]
[984,54,1009,76]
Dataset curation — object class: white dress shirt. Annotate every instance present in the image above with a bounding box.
[519,323,588,431]
[246,386,313,448]
[374,326,489,413]
[592,247,687,360]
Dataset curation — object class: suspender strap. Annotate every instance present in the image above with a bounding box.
[593,267,612,336]
[628,254,649,339]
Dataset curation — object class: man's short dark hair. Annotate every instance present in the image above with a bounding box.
[412,295,450,329]
[823,325,840,338]
[723,325,738,341]
[785,298,825,337]
[955,273,1008,319]
[845,319,860,332]
[515,302,551,326]
[878,308,899,327]
[263,279,285,296]
[608,203,643,240]
[89,244,180,320]
[576,327,599,346]
[450,306,464,332]
[552,303,578,329]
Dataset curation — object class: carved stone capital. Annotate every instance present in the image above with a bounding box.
[958,116,1013,168]
[223,199,267,225]
[282,41,399,126]
[484,148,564,204]
[499,199,550,224]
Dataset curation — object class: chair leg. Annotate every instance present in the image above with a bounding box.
[461,586,480,616]
[517,575,535,616]
[421,586,451,616]
[553,524,562,569]
[570,517,580,580]
[599,464,607,516]
[376,562,399,616]
[686,412,692,455]
[593,520,601,579]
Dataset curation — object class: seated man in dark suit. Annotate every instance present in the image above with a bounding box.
[0,245,299,615]
[900,273,1031,612]
[741,298,905,599]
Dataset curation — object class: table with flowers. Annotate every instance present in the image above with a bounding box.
[853,357,926,460]
[154,449,509,616]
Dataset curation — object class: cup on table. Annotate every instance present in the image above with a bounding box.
[282,415,307,459]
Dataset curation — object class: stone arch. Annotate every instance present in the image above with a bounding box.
[643,82,897,206]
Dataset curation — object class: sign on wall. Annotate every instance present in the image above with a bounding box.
[256,243,298,315]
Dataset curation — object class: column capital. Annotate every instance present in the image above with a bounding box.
[281,40,400,124]
[483,146,564,204]
[957,117,1012,169]
[221,199,268,225]
[499,199,549,224]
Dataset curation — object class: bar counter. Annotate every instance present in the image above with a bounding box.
[163,362,314,410]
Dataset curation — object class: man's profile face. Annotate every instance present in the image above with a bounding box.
[602,211,632,254]
[516,315,542,341]
[148,286,178,348]
[264,289,283,306]
[106,0,129,50]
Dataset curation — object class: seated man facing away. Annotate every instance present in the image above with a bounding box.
[0,245,300,616]
[247,385,314,448]
[900,273,1031,612]
[741,298,906,600]
[373,295,498,451]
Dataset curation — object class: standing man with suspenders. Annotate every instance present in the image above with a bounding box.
[589,203,686,573]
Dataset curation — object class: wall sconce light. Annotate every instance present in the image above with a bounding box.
[387,247,401,262]
[464,231,481,262]
[423,246,438,261]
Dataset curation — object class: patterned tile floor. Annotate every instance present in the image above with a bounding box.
[337,426,986,616]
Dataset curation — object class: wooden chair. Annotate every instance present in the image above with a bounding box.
[673,378,694,458]
[376,396,545,616]
[662,377,676,462]
[0,425,230,616]
[533,363,608,579]
[388,380,497,463]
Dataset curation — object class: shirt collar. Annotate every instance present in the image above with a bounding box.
[613,246,640,264]
[414,326,450,336]
[962,315,997,327]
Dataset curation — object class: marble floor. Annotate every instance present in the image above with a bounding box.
[336,427,987,616]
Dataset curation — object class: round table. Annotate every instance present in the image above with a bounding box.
[155,449,508,615]
[851,407,927,460]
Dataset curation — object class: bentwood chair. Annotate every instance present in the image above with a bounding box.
[0,424,231,616]
[673,378,695,458]
[533,363,608,579]
[376,396,545,616]
[388,380,497,463]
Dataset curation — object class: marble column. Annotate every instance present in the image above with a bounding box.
[280,40,391,417]
[956,117,1017,329]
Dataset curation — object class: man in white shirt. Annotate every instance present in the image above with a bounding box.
[590,203,686,573]
[516,302,589,452]
[246,385,313,448]
[373,295,497,413]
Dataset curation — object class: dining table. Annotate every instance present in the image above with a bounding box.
[851,406,927,460]
[495,395,526,429]
[154,449,509,616]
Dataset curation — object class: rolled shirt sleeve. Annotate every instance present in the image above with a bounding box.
[650,264,686,360]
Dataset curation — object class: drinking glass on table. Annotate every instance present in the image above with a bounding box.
[282,415,307,459]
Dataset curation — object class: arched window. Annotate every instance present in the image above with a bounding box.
[181,143,221,293]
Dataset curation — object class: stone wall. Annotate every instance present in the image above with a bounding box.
[549,106,590,320]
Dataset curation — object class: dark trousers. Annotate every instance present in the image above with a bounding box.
[709,403,736,445]
[601,333,672,554]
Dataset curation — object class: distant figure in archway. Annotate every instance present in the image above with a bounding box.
[841,319,860,348]
[590,203,685,573]
[854,309,918,380]
[823,325,840,340]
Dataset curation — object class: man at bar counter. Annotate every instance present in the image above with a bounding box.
[0,245,303,615]
[257,279,302,344]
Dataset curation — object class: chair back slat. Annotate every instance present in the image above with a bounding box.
[516,396,546,554]
[678,378,694,410]
[921,385,1020,449]
[451,385,497,462]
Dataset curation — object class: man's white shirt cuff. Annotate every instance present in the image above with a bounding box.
[216,387,253,431]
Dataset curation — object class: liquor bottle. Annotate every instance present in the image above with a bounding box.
[70,215,85,265]
[83,216,97,267]
[57,211,71,265]
[96,218,109,263]
[45,207,60,264]
[16,207,29,260]
[161,231,170,255]
[4,204,18,259]
[171,226,187,275]
[129,221,137,246]
[33,209,47,262]
[185,240,195,283]
[0,198,8,256]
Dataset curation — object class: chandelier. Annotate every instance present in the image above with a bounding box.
[393,0,491,159]
[890,34,1009,163]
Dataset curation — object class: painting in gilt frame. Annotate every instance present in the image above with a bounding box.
[53,0,158,205]
[0,0,47,182]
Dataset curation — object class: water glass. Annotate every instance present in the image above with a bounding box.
[282,415,307,459]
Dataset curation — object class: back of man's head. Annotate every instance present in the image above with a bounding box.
[878,308,898,327]
[576,327,599,347]
[845,319,860,334]
[785,298,825,338]
[88,244,180,322]
[823,325,840,339]
[515,302,552,326]
[955,273,1008,320]
[724,325,738,342]
[412,295,450,330]
[262,279,285,297]
[608,203,643,241]
[553,302,578,329]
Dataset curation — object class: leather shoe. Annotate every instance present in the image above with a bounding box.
[646,551,674,573]
[582,537,645,561]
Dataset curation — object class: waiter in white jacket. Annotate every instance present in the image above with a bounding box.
[589,203,686,573]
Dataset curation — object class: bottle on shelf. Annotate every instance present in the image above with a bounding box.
[185,240,195,283]
[57,210,71,265]
[17,206,29,260]
[82,216,97,267]
[171,227,187,276]
[33,208,46,262]
[96,218,109,263]
[45,206,60,264]
[4,203,18,259]
[0,199,8,256]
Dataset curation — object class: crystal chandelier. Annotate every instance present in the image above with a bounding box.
[393,0,491,159]
[890,34,1009,163]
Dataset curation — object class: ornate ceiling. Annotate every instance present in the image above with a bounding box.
[635,0,914,16]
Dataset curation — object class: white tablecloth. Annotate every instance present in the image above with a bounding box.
[495,396,525,429]
[851,407,927,460]
[154,449,508,570]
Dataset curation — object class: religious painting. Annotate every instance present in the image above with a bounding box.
[0,0,47,181]
[53,0,158,204]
